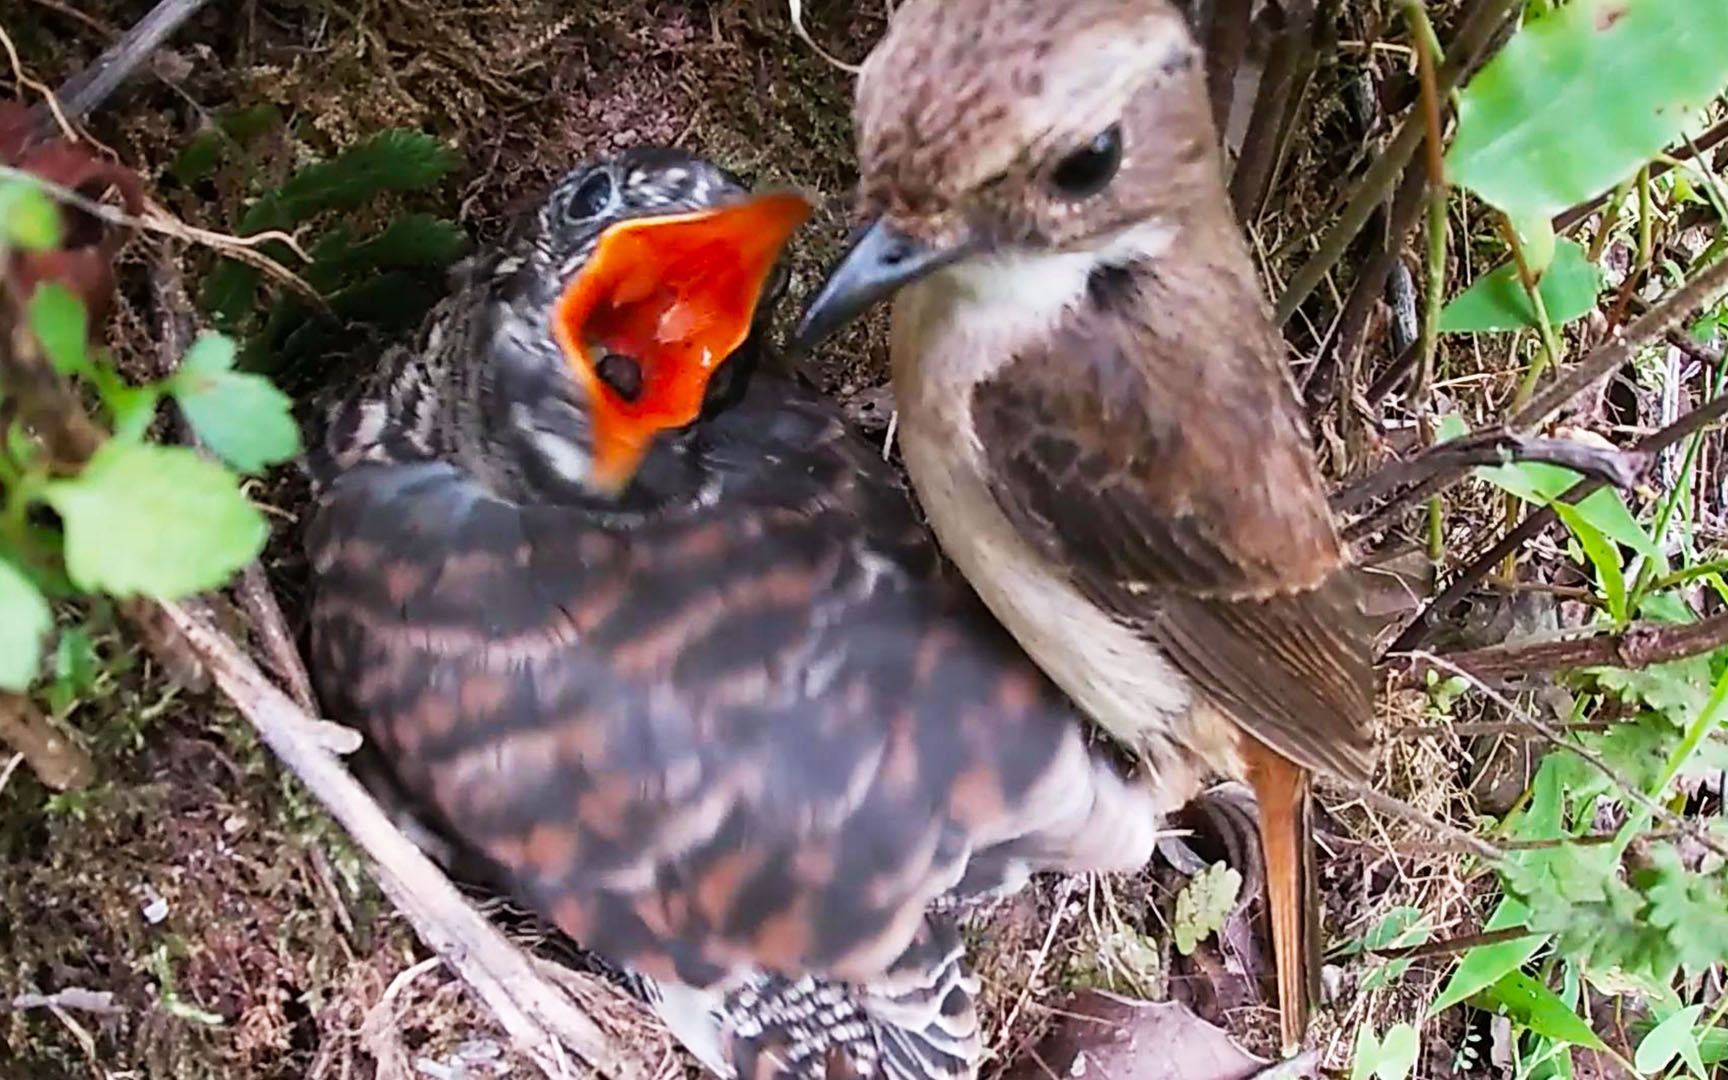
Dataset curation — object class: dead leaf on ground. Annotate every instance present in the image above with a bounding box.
[1001,991,1304,1080]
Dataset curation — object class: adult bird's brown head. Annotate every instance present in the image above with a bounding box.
[304,147,1167,1079]
[794,0,1378,1055]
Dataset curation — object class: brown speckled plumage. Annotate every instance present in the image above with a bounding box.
[303,149,1160,1079]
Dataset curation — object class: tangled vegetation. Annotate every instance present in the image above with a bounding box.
[2,1,1728,1078]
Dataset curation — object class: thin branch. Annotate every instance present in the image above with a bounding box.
[1512,253,1728,432]
[1204,0,1254,140]
[32,0,214,136]
[159,604,651,1080]
[1229,3,1316,223]
[1402,610,1728,687]
[1333,430,1648,513]
[0,692,94,792]
[1390,390,1728,653]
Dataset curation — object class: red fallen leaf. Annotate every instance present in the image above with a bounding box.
[1001,991,1302,1080]
[1,101,143,327]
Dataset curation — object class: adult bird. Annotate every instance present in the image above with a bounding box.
[302,147,1162,1080]
[795,0,1377,1053]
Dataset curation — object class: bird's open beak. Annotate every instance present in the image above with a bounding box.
[552,191,812,496]
[793,217,975,355]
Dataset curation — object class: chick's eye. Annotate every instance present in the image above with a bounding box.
[1051,124,1123,199]
[565,171,614,222]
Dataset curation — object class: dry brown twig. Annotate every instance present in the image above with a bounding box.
[1401,610,1728,688]
[160,604,654,1080]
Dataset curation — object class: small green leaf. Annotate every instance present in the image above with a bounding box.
[43,442,267,600]
[0,558,52,691]
[1479,969,1608,1051]
[1173,861,1242,955]
[1350,1023,1420,1080]
[0,180,61,252]
[1439,240,1602,332]
[1634,1004,1707,1077]
[1435,413,1470,443]
[1553,502,1627,622]
[1446,0,1728,221]
[1514,212,1558,278]
[26,283,92,377]
[170,333,301,473]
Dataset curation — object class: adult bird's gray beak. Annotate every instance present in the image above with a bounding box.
[793,217,974,355]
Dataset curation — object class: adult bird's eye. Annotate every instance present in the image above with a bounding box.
[1050,124,1123,199]
[565,171,614,222]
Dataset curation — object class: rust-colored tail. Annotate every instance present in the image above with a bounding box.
[1243,740,1321,1056]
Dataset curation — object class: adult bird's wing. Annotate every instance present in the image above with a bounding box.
[968,274,1375,784]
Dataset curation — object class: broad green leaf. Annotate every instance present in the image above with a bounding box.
[0,180,61,251]
[170,333,301,473]
[1355,908,1434,991]
[1473,460,1657,557]
[1447,0,1728,221]
[43,442,266,600]
[1635,1004,1708,1077]
[1480,969,1608,1050]
[1173,861,1242,955]
[0,558,51,691]
[1432,897,1547,1012]
[1553,502,1627,622]
[1439,240,1601,332]
[1435,413,1470,443]
[26,283,92,377]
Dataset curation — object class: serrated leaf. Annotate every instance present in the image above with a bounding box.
[43,442,266,600]
[1480,969,1607,1050]
[0,558,52,691]
[170,333,301,473]
[1635,1005,1708,1077]
[1446,0,1728,221]
[1439,240,1602,332]
[27,283,91,377]
[1173,861,1242,955]
[273,129,455,224]
[0,180,61,252]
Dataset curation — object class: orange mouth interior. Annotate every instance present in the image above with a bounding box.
[551,191,812,495]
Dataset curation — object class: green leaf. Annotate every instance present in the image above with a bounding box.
[169,333,301,473]
[1439,240,1602,332]
[1513,212,1558,278]
[26,283,92,377]
[1635,1004,1708,1077]
[1479,969,1607,1051]
[0,180,61,252]
[1351,1023,1420,1080]
[1446,0,1728,221]
[1472,460,1658,557]
[1435,413,1470,443]
[1173,861,1242,955]
[273,129,455,224]
[42,442,267,600]
[1553,502,1627,622]
[0,558,52,691]
[1433,897,1547,1012]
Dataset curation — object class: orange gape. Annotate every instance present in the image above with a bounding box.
[552,192,812,494]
